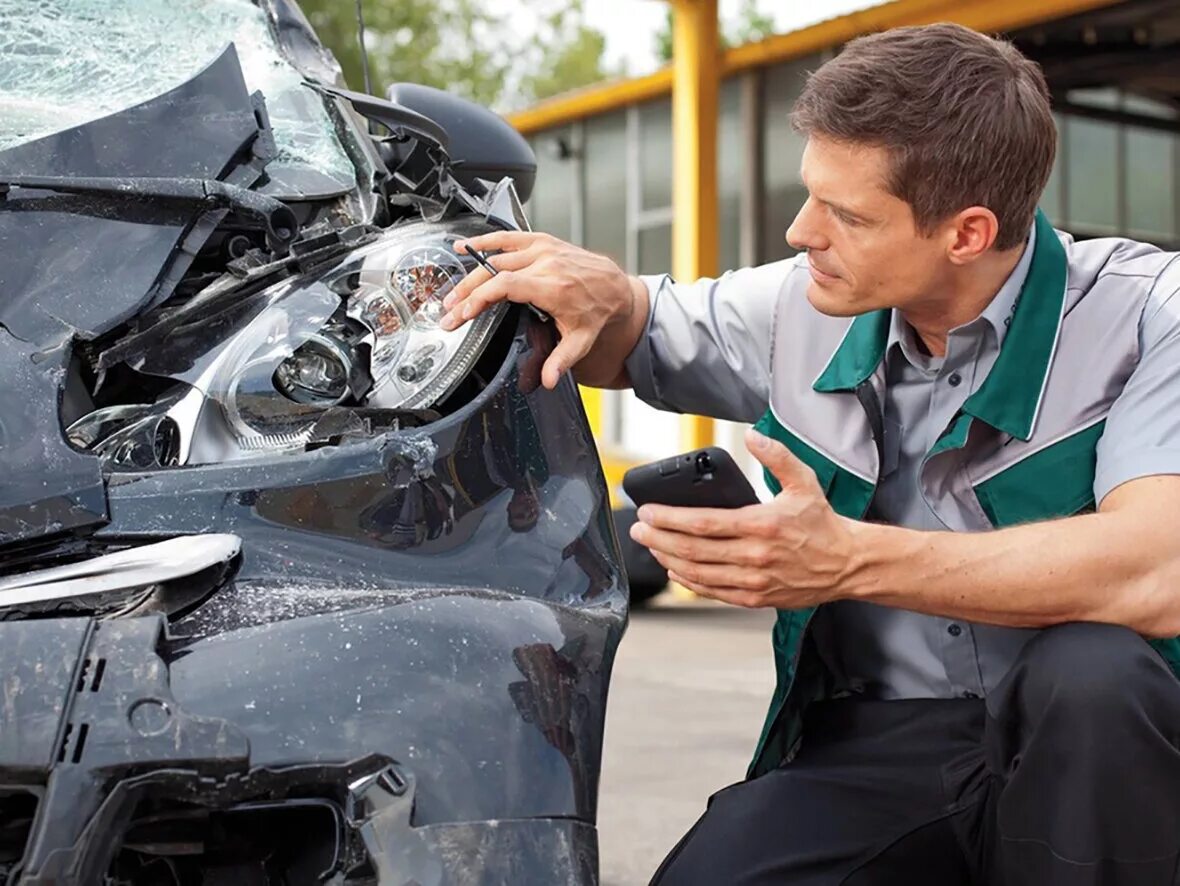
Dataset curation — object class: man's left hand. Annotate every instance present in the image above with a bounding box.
[629,428,862,608]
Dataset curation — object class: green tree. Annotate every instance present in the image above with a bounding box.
[298,0,509,106]
[516,0,623,104]
[296,0,615,110]
[655,0,777,63]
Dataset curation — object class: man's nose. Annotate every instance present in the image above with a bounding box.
[786,198,828,253]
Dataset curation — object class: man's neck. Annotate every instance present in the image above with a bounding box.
[902,246,1026,357]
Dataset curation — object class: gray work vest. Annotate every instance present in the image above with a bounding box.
[748,210,1180,778]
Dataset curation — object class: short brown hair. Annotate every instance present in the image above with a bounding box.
[791,23,1056,251]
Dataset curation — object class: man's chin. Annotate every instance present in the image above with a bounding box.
[805,281,862,317]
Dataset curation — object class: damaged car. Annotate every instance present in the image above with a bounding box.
[0,1,627,883]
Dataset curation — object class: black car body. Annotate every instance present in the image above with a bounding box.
[0,2,627,883]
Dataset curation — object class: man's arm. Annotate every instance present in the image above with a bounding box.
[631,430,1180,638]
[847,476,1180,637]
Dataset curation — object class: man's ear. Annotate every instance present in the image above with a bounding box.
[945,206,1000,266]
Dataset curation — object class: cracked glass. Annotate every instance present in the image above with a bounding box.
[0,0,354,187]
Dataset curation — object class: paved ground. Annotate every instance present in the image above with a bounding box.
[596,597,777,885]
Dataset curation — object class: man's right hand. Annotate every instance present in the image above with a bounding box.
[440,231,649,390]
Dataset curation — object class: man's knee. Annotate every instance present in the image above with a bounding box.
[1011,622,1172,723]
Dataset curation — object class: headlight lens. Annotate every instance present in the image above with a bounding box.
[347,239,497,409]
[71,220,510,466]
[210,222,507,456]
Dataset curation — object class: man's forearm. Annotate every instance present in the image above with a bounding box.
[845,499,1180,637]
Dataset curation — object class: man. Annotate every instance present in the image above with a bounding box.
[443,23,1180,885]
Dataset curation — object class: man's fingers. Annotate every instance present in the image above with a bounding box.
[649,550,768,592]
[635,503,757,538]
[446,245,544,308]
[441,271,550,331]
[630,523,760,566]
[541,329,595,389]
[666,572,764,609]
[746,428,820,492]
[455,230,545,256]
[446,264,494,307]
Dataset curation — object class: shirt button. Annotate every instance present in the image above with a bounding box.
[947,623,963,637]
[947,372,963,387]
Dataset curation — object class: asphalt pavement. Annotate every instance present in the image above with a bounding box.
[596,596,778,885]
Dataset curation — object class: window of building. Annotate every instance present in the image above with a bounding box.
[760,57,815,262]
[1066,116,1120,236]
[1039,114,1065,226]
[639,98,673,212]
[719,77,745,271]
[584,111,629,265]
[637,223,672,276]
[526,128,575,241]
[1125,126,1176,242]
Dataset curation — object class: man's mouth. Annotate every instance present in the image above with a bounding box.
[808,259,841,283]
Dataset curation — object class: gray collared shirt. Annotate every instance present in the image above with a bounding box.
[812,228,1041,699]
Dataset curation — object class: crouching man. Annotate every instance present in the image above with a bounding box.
[445,23,1180,885]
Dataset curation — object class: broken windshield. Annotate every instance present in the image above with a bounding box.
[0,0,355,192]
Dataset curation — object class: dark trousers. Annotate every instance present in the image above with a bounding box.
[651,623,1180,885]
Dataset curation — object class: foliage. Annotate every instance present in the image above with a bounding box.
[296,0,617,110]
[517,1,623,104]
[655,0,778,64]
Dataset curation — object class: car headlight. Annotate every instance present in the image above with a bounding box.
[213,221,507,456]
[69,220,510,466]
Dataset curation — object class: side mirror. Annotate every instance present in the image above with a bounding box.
[386,83,537,204]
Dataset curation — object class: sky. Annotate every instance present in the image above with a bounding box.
[581,0,885,76]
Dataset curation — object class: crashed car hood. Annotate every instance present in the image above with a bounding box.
[0,0,354,188]
[0,44,282,548]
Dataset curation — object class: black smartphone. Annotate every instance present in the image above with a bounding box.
[622,447,759,510]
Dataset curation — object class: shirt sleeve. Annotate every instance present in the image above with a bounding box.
[1094,257,1180,505]
[622,258,800,424]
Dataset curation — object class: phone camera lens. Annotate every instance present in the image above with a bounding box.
[695,452,713,475]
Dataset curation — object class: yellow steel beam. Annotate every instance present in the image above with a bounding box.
[722,0,1120,76]
[507,69,673,135]
[505,0,1120,136]
[670,0,718,452]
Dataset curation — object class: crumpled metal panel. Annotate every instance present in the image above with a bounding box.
[98,313,627,828]
[0,44,261,344]
[0,335,108,546]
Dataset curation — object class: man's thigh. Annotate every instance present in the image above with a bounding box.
[650,698,985,886]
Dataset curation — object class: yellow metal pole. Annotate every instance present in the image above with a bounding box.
[579,385,603,440]
[669,0,719,451]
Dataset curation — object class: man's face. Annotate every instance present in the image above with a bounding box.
[787,136,949,317]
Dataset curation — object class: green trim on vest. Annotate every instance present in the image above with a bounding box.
[1151,638,1180,672]
[962,210,1068,441]
[812,309,891,393]
[928,412,974,461]
[747,410,876,778]
[974,421,1106,526]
